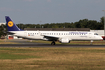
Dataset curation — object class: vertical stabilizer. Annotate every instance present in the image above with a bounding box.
[5,16,20,31]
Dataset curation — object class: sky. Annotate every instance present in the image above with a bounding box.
[0,0,105,24]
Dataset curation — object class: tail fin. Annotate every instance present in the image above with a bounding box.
[5,16,21,31]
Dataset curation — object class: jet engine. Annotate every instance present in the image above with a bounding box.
[59,38,70,43]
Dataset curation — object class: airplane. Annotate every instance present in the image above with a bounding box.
[5,16,103,45]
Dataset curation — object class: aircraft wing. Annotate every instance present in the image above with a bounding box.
[43,35,59,41]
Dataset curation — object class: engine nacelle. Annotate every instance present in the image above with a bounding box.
[59,38,70,43]
[43,38,49,41]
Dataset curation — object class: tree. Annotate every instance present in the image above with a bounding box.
[0,24,6,38]
[52,25,59,28]
[15,16,105,30]
[100,17,104,29]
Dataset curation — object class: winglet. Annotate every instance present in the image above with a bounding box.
[5,16,21,31]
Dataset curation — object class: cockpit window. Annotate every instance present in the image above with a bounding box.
[94,33,98,35]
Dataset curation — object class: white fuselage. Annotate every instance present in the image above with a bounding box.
[9,31,103,42]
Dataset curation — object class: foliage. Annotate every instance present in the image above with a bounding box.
[16,17,104,30]
[0,24,7,38]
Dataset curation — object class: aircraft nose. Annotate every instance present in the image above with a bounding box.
[100,36,103,41]
[97,36,103,40]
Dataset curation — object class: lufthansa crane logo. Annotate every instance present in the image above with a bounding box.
[8,21,14,27]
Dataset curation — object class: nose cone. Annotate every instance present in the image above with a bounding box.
[100,37,103,41]
[96,36,103,40]
[99,36,103,41]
